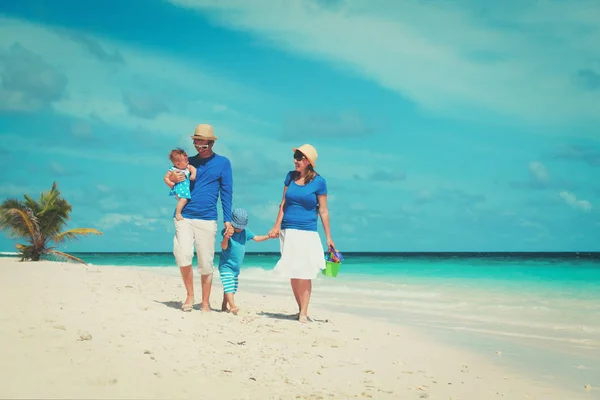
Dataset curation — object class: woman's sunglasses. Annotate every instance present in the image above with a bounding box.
[294,152,306,161]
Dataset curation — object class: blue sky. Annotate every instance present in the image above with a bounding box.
[0,0,599,253]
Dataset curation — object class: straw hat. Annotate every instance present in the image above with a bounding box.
[190,124,218,141]
[293,144,318,167]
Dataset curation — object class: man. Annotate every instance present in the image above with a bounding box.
[166,123,234,312]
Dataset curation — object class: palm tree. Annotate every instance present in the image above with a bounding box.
[0,182,102,264]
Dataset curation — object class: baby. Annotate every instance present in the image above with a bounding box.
[219,208,271,315]
[163,148,196,221]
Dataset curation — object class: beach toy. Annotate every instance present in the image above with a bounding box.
[322,246,343,277]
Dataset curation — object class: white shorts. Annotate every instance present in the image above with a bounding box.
[273,229,325,280]
[173,218,217,275]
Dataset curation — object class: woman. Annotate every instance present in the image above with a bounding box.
[268,144,335,323]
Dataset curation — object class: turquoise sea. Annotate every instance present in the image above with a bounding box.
[3,251,600,393]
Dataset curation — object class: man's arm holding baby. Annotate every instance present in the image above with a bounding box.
[167,170,186,185]
[163,170,175,189]
[187,164,197,181]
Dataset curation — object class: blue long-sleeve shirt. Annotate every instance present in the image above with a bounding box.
[180,153,233,222]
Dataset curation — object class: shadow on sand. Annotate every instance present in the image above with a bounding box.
[257,311,329,323]
[154,300,219,312]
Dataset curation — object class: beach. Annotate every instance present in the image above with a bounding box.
[0,257,596,399]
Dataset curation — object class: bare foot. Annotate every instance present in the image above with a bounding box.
[230,307,239,315]
[221,301,229,312]
[175,213,184,221]
[201,303,211,312]
[298,314,309,323]
[181,295,194,312]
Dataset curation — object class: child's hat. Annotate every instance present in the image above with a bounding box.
[231,208,248,229]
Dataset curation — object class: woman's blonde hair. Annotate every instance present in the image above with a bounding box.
[294,164,317,184]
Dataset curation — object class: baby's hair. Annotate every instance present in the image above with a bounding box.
[169,148,188,162]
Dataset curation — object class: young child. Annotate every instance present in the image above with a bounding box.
[163,148,197,221]
[219,208,270,315]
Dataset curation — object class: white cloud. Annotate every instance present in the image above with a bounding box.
[70,120,93,139]
[518,219,544,230]
[168,0,600,127]
[0,16,421,186]
[339,223,355,234]
[559,191,592,212]
[97,213,160,230]
[0,43,68,111]
[0,17,265,143]
[0,133,163,167]
[212,104,228,113]
[416,190,432,203]
[529,161,549,182]
[249,202,280,222]
[282,110,374,139]
[49,162,68,175]
[122,91,169,119]
[0,183,35,197]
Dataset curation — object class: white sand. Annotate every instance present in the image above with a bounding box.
[0,258,593,399]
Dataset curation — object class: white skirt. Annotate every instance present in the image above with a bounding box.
[273,229,326,280]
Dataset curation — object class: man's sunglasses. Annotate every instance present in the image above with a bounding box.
[294,152,306,161]
[194,143,210,150]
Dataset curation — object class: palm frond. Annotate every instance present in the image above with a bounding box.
[0,198,26,211]
[53,228,103,246]
[0,199,27,235]
[2,208,39,241]
[46,249,88,265]
[37,184,71,237]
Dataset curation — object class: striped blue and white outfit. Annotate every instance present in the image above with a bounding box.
[218,228,254,294]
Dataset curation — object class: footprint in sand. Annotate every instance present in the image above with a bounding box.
[91,378,118,386]
[77,330,92,341]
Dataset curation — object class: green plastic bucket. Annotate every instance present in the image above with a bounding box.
[322,261,341,277]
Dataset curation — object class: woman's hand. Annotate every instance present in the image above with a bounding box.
[268,227,280,238]
[326,237,336,251]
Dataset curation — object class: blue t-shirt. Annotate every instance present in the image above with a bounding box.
[281,171,327,232]
[218,228,255,273]
[179,153,233,222]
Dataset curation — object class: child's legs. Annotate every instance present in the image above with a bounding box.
[221,291,228,310]
[175,197,188,216]
[224,292,236,309]
[220,269,239,312]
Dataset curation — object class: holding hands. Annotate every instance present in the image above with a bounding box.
[268,226,280,239]
[224,222,234,238]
